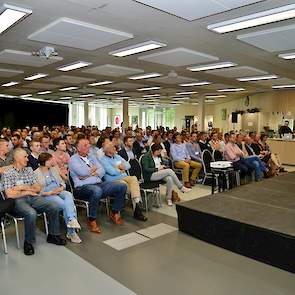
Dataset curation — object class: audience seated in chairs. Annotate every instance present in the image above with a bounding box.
[28,140,41,171]
[2,148,66,255]
[100,143,147,221]
[141,144,191,206]
[35,152,81,244]
[65,134,76,157]
[69,138,127,234]
[133,132,149,159]
[52,138,71,182]
[186,132,203,163]
[0,138,13,170]
[40,135,54,154]
[118,136,136,162]
[209,132,223,152]
[198,132,213,152]
[170,133,202,188]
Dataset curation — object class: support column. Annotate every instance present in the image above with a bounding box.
[123,98,129,129]
[84,101,90,126]
[197,97,205,131]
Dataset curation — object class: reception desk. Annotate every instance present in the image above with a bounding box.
[267,138,295,165]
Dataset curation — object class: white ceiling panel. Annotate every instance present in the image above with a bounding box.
[147,75,197,84]
[206,66,268,77]
[237,24,295,52]
[82,64,144,77]
[0,49,63,67]
[0,68,24,78]
[138,48,219,66]
[46,75,95,84]
[250,77,295,86]
[28,18,133,50]
[22,83,61,90]
[134,0,263,21]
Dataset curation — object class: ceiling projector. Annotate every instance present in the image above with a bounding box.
[32,46,58,59]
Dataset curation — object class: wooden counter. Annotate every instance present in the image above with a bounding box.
[267,138,295,166]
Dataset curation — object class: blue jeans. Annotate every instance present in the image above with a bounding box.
[233,159,249,177]
[243,156,265,181]
[45,190,77,235]
[14,195,62,243]
[74,181,127,218]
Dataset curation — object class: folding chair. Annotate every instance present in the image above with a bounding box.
[212,149,223,161]
[0,191,8,254]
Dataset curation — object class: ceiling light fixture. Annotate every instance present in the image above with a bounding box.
[137,86,161,91]
[88,81,113,86]
[129,73,161,80]
[37,90,51,95]
[59,86,79,91]
[207,4,295,34]
[278,52,295,60]
[173,97,190,100]
[176,91,198,95]
[80,94,95,98]
[205,99,215,103]
[109,40,166,57]
[59,96,72,99]
[143,94,160,98]
[206,95,227,98]
[20,94,32,98]
[272,84,295,89]
[57,61,92,72]
[188,62,236,72]
[0,4,32,34]
[218,88,245,92]
[180,81,211,87]
[104,90,124,95]
[2,81,19,87]
[237,74,278,82]
[24,73,48,81]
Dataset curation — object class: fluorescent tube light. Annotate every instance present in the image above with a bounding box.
[208,4,295,34]
[206,95,227,98]
[80,94,95,98]
[218,88,245,92]
[188,62,236,72]
[129,73,161,80]
[2,81,19,87]
[142,94,160,98]
[180,81,211,87]
[205,99,215,103]
[88,81,113,86]
[59,86,79,91]
[173,97,190,100]
[59,96,72,99]
[176,91,198,95]
[272,84,295,89]
[104,90,124,95]
[20,94,32,98]
[137,86,161,91]
[25,73,48,81]
[278,52,295,60]
[0,4,32,34]
[110,41,166,57]
[237,74,278,82]
[57,61,92,72]
[37,90,51,95]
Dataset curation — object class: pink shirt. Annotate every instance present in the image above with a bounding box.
[224,142,244,162]
[52,151,70,175]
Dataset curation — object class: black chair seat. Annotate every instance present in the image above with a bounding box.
[140,181,162,190]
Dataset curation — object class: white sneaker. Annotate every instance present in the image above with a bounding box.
[67,218,81,230]
[167,199,173,206]
[66,233,82,244]
[181,186,192,193]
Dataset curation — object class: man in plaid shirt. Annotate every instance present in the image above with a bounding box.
[2,148,66,255]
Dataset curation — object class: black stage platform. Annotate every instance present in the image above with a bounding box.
[176,172,295,273]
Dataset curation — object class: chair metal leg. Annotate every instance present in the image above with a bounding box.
[202,175,207,185]
[1,221,7,254]
[13,218,20,249]
[86,203,90,218]
[143,190,148,213]
[157,189,162,207]
[105,198,110,216]
[43,213,49,236]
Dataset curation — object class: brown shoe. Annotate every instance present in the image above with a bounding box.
[190,179,196,187]
[87,220,101,234]
[110,212,124,225]
[172,190,181,203]
[184,182,191,189]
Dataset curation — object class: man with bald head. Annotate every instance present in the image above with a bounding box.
[2,148,66,255]
[100,143,147,222]
[69,138,127,233]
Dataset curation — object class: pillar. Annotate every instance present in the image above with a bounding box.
[123,98,129,129]
[84,101,90,126]
[197,97,205,131]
